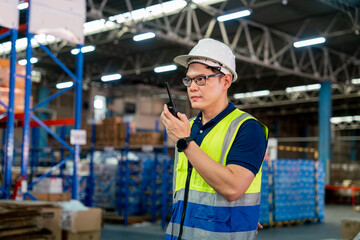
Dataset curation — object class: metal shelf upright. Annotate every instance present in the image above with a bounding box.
[161,128,168,229]
[0,27,18,199]
[20,1,84,201]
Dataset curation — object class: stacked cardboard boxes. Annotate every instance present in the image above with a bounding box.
[27,192,71,202]
[83,117,164,147]
[102,117,122,146]
[33,177,63,193]
[129,132,164,146]
[0,58,32,114]
[27,177,71,202]
[62,208,102,240]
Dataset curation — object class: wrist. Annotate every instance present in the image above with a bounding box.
[176,137,193,152]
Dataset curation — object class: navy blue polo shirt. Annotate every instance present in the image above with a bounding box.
[190,103,267,175]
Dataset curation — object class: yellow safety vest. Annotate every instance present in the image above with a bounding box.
[165,109,268,240]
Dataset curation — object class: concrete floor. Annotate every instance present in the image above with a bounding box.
[101,204,360,240]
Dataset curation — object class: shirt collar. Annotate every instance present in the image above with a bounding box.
[194,102,236,126]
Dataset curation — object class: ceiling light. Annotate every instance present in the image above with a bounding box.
[285,84,321,93]
[101,73,122,82]
[56,81,74,89]
[293,37,326,48]
[18,57,38,66]
[133,32,156,42]
[351,78,360,84]
[17,2,29,10]
[217,10,251,22]
[331,115,360,124]
[71,45,96,55]
[154,64,177,73]
[234,90,270,99]
[108,0,188,24]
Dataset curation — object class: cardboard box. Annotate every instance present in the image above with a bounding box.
[0,58,26,89]
[62,208,102,233]
[341,218,360,240]
[41,207,63,240]
[63,230,101,240]
[33,177,63,193]
[28,192,71,202]
[0,89,32,113]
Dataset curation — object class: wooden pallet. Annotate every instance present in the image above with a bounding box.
[103,213,153,224]
[274,218,318,227]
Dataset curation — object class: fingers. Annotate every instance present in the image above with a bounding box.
[163,104,174,119]
[177,112,188,122]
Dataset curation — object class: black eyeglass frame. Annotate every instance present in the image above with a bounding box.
[182,73,223,87]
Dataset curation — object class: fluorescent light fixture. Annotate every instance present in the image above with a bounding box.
[331,115,360,124]
[71,45,96,55]
[56,81,74,89]
[154,64,177,73]
[18,2,29,10]
[217,10,251,22]
[351,78,360,84]
[18,57,38,66]
[293,37,326,48]
[234,90,270,99]
[101,73,122,82]
[285,83,321,93]
[133,32,156,41]
[108,0,188,24]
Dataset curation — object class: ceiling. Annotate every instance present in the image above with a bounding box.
[1,0,360,119]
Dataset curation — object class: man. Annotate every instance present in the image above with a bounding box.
[161,38,268,240]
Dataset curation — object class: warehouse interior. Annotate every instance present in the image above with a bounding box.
[0,0,359,239]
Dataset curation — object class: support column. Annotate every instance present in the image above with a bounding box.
[318,81,332,184]
[3,29,17,199]
[21,6,33,182]
[37,87,49,149]
[72,45,83,200]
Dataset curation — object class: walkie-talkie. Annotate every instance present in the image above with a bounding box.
[165,82,179,118]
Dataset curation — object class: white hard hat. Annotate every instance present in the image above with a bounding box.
[174,38,238,82]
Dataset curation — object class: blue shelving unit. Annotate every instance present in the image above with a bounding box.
[19,1,84,201]
[0,28,17,199]
[82,120,173,226]
[259,159,270,224]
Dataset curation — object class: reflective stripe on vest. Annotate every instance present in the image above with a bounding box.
[166,109,268,240]
[165,223,257,240]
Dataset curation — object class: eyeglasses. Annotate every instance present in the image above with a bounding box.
[182,73,223,87]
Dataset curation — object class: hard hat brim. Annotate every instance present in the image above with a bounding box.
[174,54,238,82]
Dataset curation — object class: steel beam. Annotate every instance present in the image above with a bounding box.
[3,29,17,199]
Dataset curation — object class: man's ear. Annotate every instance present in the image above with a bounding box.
[223,74,232,89]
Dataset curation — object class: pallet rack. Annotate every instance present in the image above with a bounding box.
[83,120,171,228]
[0,2,84,201]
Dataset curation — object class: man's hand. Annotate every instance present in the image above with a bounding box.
[256,222,263,235]
[160,104,191,143]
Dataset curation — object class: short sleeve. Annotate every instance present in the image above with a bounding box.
[226,119,267,176]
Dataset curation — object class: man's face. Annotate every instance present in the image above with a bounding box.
[186,63,226,111]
